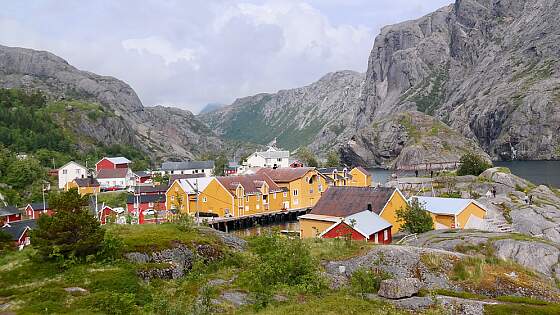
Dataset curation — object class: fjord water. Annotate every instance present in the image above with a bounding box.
[494,160,560,188]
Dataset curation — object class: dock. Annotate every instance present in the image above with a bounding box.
[203,208,310,232]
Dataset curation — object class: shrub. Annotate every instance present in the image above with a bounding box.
[439,191,462,198]
[325,150,340,167]
[31,189,105,263]
[457,153,492,176]
[350,267,390,298]
[396,201,434,234]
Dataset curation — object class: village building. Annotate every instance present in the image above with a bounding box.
[225,161,240,175]
[246,147,290,168]
[299,186,408,238]
[0,206,22,224]
[168,173,205,185]
[318,167,351,187]
[257,167,327,210]
[57,161,88,189]
[133,171,152,184]
[349,167,373,187]
[25,202,53,219]
[65,177,100,196]
[1,219,36,248]
[320,210,392,244]
[127,194,166,216]
[216,174,287,216]
[130,184,169,195]
[289,159,304,168]
[412,196,487,230]
[166,177,217,215]
[98,206,126,225]
[95,156,132,172]
[158,160,214,176]
[97,168,134,191]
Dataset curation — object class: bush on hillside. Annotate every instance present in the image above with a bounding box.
[297,147,319,168]
[457,153,492,176]
[325,150,340,167]
[31,189,105,264]
[350,267,391,299]
[396,201,434,234]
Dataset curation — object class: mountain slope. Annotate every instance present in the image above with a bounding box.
[201,71,363,151]
[355,0,560,161]
[0,45,223,160]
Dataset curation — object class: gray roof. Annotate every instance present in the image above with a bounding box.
[256,150,290,159]
[0,206,21,217]
[2,219,36,240]
[160,160,214,171]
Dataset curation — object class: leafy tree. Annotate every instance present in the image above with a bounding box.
[0,230,13,251]
[457,153,492,176]
[396,200,434,234]
[199,152,228,176]
[297,147,319,168]
[4,157,46,190]
[325,150,340,167]
[31,189,105,262]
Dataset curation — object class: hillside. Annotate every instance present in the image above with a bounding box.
[201,71,363,151]
[2,223,560,314]
[0,45,223,160]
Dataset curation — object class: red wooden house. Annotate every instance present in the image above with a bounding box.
[98,206,126,225]
[320,210,392,244]
[25,203,54,219]
[127,194,166,224]
[0,206,22,225]
[95,157,132,172]
[1,219,36,248]
[133,171,152,184]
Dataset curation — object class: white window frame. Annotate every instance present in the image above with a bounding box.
[202,196,207,203]
[383,229,388,241]
[293,189,298,196]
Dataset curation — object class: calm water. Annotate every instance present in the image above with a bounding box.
[231,221,300,237]
[494,160,560,188]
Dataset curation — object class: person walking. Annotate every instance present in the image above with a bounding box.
[492,187,497,198]
[524,194,529,204]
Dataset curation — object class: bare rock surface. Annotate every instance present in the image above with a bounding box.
[377,278,422,299]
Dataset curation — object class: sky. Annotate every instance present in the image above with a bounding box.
[1,0,452,113]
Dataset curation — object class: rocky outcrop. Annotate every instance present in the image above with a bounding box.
[126,244,195,281]
[202,71,363,153]
[0,44,223,160]
[377,278,422,299]
[357,0,560,161]
[340,111,489,168]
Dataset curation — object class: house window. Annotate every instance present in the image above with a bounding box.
[263,195,268,203]
[283,192,287,197]
[202,197,207,203]
[318,184,323,192]
[277,158,282,162]
[149,202,154,207]
[293,189,298,196]
[256,204,260,210]
[383,230,388,241]
[63,170,68,174]
[246,196,249,201]
[374,234,379,244]
[245,206,249,211]
[293,199,299,206]
[273,193,277,199]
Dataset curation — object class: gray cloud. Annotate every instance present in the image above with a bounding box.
[1,0,452,113]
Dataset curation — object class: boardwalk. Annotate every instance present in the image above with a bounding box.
[203,207,311,232]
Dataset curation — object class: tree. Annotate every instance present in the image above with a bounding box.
[457,153,492,176]
[325,150,340,167]
[31,189,105,262]
[395,200,434,234]
[297,147,318,168]
[0,230,13,251]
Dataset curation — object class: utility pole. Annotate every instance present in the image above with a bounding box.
[42,183,46,214]
[195,179,200,226]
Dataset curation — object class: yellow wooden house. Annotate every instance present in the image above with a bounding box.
[64,177,100,196]
[349,167,372,187]
[257,167,327,210]
[166,177,227,216]
[412,196,487,230]
[299,186,408,238]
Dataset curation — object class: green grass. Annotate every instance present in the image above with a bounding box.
[433,289,487,300]
[305,238,375,261]
[106,224,221,252]
[495,295,551,305]
[97,191,130,208]
[485,303,560,315]
[237,293,413,315]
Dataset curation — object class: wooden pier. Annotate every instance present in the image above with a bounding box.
[204,208,311,233]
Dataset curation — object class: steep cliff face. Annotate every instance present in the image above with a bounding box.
[202,71,363,152]
[0,45,223,160]
[356,0,560,160]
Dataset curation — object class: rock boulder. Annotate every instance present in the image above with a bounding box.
[378,278,422,299]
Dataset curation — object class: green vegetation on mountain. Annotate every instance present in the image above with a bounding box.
[0,88,150,205]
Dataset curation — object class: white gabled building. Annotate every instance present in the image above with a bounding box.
[157,161,214,177]
[58,161,88,189]
[246,147,290,169]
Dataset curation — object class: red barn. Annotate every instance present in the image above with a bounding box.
[321,210,392,244]
[1,219,36,248]
[25,203,54,219]
[133,171,152,184]
[127,194,166,214]
[0,206,22,225]
[96,157,132,172]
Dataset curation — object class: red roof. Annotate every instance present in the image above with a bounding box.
[256,167,315,183]
[217,174,282,195]
[310,187,396,217]
[97,168,130,179]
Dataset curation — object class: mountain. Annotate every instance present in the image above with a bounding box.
[353,0,560,161]
[201,70,363,151]
[0,45,223,161]
[199,103,225,115]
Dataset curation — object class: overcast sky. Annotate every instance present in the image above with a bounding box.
[1,0,452,113]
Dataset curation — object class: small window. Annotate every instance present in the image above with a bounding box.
[273,193,277,199]
[318,184,323,192]
[149,202,154,207]
[62,170,68,174]
[383,230,388,241]
[202,197,207,203]
[293,199,299,205]
[293,189,298,196]
[283,192,287,198]
[277,158,281,162]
